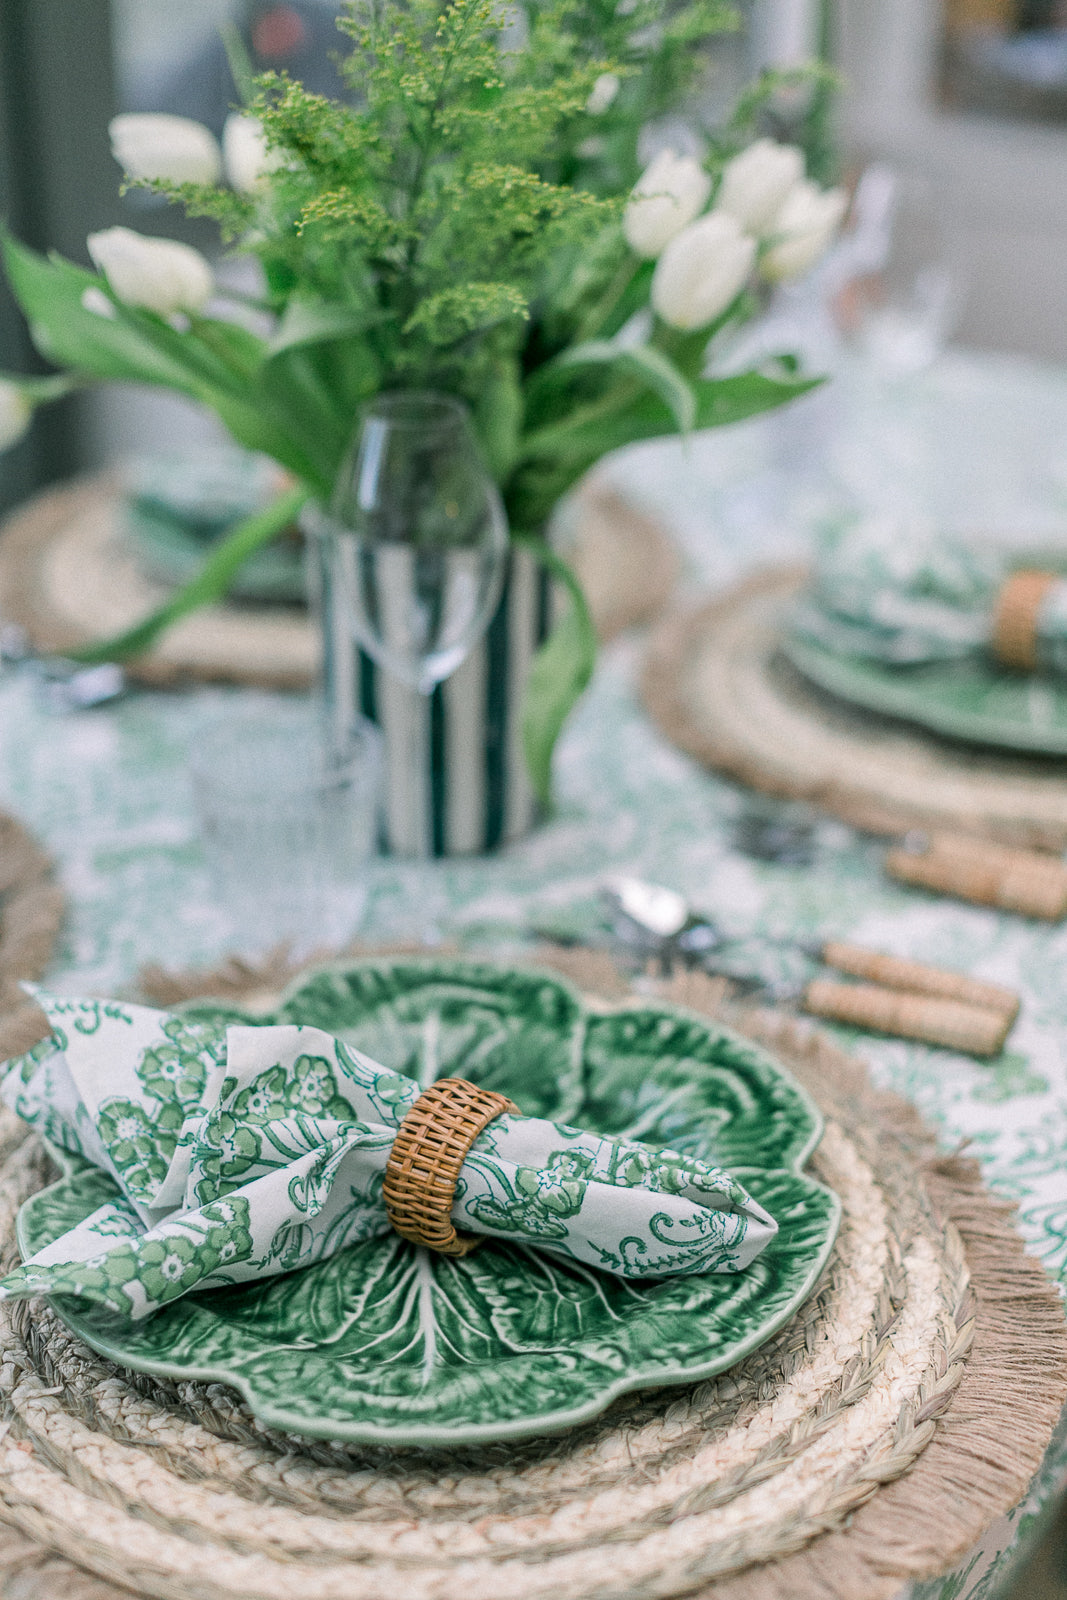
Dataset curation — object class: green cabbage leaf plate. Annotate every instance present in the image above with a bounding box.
[784,632,1067,755]
[18,960,840,1446]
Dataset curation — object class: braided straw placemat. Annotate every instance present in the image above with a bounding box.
[0,475,677,689]
[0,950,1060,1600]
[642,567,1067,852]
[0,475,316,690]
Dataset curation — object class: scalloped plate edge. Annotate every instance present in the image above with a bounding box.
[782,633,1067,756]
[30,1174,840,1445]
[20,966,842,1446]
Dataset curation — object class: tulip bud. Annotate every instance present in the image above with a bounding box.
[760,182,848,283]
[586,72,621,115]
[223,113,287,193]
[624,150,712,259]
[80,287,117,319]
[651,211,756,331]
[109,114,222,186]
[716,139,804,235]
[87,228,214,317]
[0,382,32,453]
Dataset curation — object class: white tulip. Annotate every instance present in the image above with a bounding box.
[223,113,286,193]
[109,114,221,186]
[651,211,756,330]
[760,181,848,283]
[0,382,31,453]
[80,286,117,319]
[586,72,621,115]
[87,228,214,317]
[623,150,712,259]
[716,138,804,235]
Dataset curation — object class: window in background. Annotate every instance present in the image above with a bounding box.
[113,1,347,133]
[110,1,347,248]
[941,0,1067,123]
[0,0,119,511]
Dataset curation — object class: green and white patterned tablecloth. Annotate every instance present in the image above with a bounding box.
[0,347,1065,1598]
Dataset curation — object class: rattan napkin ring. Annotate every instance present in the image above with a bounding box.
[992,569,1058,671]
[383,1077,518,1256]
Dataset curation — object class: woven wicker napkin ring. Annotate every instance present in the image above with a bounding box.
[992,569,1059,671]
[383,1077,518,1257]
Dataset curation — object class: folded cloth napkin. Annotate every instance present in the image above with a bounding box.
[791,516,1067,671]
[0,992,777,1320]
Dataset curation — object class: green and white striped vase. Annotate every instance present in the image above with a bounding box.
[307,519,549,857]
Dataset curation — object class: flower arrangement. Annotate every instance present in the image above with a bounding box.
[0,0,843,797]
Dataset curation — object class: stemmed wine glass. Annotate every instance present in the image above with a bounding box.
[834,166,961,379]
[324,390,508,859]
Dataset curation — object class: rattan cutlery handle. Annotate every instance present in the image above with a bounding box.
[885,833,1067,921]
[802,979,1014,1057]
[819,941,1019,1021]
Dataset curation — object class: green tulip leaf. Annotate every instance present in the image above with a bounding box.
[0,232,331,486]
[474,359,525,481]
[521,365,821,466]
[551,338,698,434]
[69,483,310,665]
[516,539,598,807]
[1,234,207,394]
[221,22,258,106]
[692,367,823,429]
[266,299,391,358]
[190,316,269,381]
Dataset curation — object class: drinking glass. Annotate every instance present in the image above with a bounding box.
[330,391,508,693]
[835,166,961,378]
[189,701,382,955]
[321,390,509,858]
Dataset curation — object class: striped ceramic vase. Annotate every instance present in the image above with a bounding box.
[309,523,550,857]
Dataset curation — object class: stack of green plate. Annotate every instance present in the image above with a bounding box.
[783,624,1067,756]
[123,448,307,605]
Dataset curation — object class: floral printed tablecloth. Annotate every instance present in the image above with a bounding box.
[0,347,1065,1599]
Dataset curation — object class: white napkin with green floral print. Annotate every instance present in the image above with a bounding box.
[0,993,777,1321]
[792,516,1067,671]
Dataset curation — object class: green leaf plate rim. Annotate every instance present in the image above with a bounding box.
[18,957,842,1447]
[781,631,1067,757]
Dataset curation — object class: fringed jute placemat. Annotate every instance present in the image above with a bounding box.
[0,949,1061,1600]
[641,567,1067,852]
[0,476,678,690]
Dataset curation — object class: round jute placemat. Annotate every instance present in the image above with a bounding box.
[0,475,316,690]
[0,810,64,1044]
[559,479,681,643]
[641,567,1067,851]
[0,949,1062,1600]
[0,475,678,689]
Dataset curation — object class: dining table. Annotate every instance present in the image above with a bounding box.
[0,341,1065,1600]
